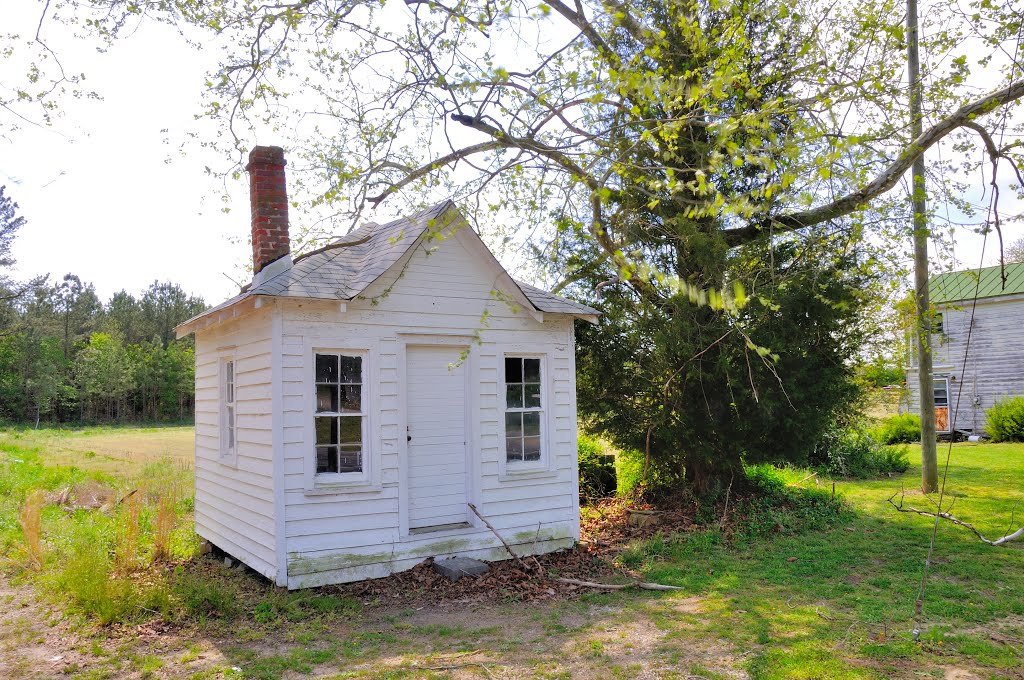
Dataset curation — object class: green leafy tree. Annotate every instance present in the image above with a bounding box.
[0,185,25,272]
[576,233,874,492]
[0,185,27,330]
[9,0,1024,485]
[137,281,206,349]
[77,332,135,420]
[1007,238,1024,264]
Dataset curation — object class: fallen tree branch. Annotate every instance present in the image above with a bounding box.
[888,489,1024,546]
[468,502,533,571]
[556,577,684,591]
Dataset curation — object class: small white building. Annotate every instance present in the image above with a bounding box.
[176,146,598,588]
[904,262,1024,435]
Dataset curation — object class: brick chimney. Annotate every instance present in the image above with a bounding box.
[246,145,291,277]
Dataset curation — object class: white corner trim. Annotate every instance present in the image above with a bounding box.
[271,302,288,587]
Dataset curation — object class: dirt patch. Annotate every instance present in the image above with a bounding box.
[0,577,92,678]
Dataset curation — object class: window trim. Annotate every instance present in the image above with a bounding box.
[220,356,238,464]
[313,351,367,478]
[303,341,379,493]
[498,351,551,475]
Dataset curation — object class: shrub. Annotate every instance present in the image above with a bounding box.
[871,413,921,444]
[614,446,645,497]
[578,434,616,501]
[986,395,1024,442]
[815,422,910,479]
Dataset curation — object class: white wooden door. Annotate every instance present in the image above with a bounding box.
[406,345,469,530]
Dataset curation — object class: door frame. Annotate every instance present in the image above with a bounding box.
[396,333,478,538]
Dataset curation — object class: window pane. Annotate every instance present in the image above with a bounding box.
[505,411,523,438]
[339,416,362,447]
[226,361,234,383]
[506,384,524,409]
[227,406,235,449]
[227,381,234,404]
[524,358,540,382]
[316,446,338,474]
[315,417,337,445]
[339,384,361,413]
[316,354,338,382]
[506,437,523,461]
[524,383,542,408]
[523,436,541,461]
[338,446,362,473]
[316,385,338,413]
[340,355,362,384]
[523,412,541,437]
[505,357,522,383]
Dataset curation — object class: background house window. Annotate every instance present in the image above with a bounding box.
[222,360,236,456]
[315,353,364,474]
[504,356,542,463]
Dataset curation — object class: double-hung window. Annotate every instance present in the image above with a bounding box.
[221,359,236,458]
[314,353,365,474]
[504,356,543,463]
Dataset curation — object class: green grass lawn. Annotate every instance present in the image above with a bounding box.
[1,427,1022,679]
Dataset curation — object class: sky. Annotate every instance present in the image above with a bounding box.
[1,1,1022,309]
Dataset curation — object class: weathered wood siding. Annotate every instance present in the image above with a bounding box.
[279,229,580,587]
[193,308,278,579]
[905,294,1024,433]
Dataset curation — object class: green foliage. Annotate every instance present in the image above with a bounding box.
[1,442,198,625]
[871,413,921,444]
[985,395,1024,442]
[813,422,910,479]
[859,357,905,387]
[614,447,646,498]
[617,465,847,571]
[726,465,848,540]
[578,236,871,493]
[578,434,616,501]
[0,279,202,425]
[0,185,26,271]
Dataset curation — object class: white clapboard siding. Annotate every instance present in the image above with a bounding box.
[193,310,277,578]
[905,296,1024,433]
[188,218,583,587]
[274,224,581,586]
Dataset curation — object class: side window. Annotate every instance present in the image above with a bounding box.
[222,359,236,458]
[314,353,364,474]
[935,313,944,335]
[504,356,543,463]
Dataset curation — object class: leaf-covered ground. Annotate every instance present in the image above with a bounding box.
[1,427,1023,679]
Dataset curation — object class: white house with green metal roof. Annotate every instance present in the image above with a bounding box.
[904,262,1024,436]
[175,147,598,588]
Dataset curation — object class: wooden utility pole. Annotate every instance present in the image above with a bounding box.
[908,0,938,493]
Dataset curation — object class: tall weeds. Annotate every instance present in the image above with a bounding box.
[20,490,44,570]
[114,490,142,573]
[152,490,178,562]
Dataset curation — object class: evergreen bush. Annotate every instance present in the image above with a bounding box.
[985,396,1024,442]
[870,413,921,444]
[578,434,616,501]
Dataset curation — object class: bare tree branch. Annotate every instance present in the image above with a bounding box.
[725,78,1024,245]
[888,489,1024,546]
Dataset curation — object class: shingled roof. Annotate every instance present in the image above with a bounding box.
[930,262,1024,305]
[178,201,598,332]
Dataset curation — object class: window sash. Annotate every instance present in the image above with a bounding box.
[222,360,236,457]
[314,352,365,475]
[503,356,543,464]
